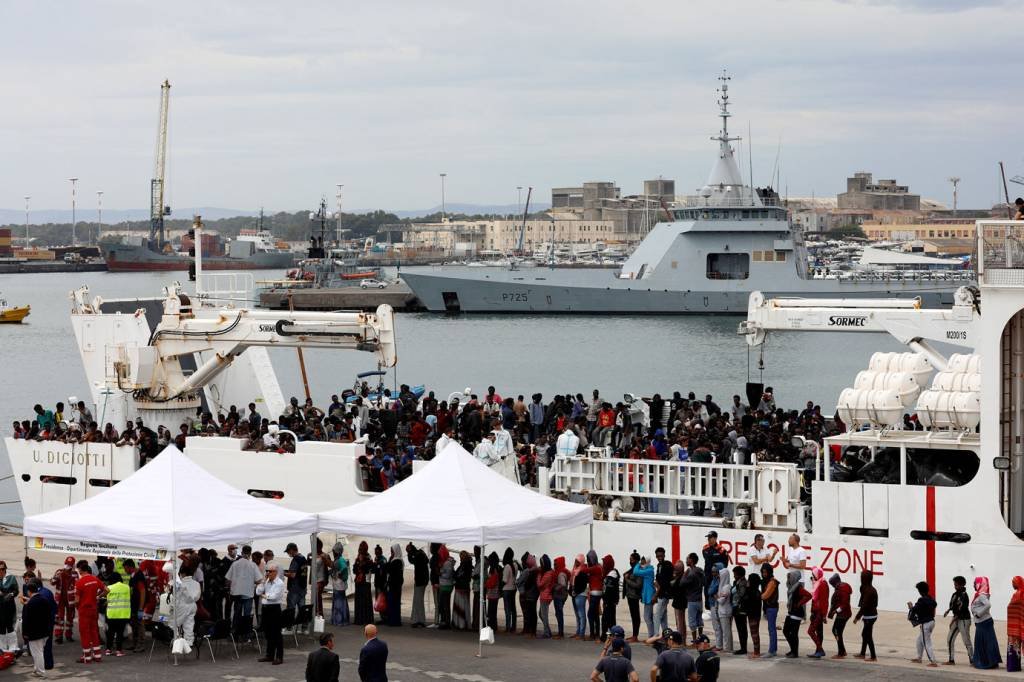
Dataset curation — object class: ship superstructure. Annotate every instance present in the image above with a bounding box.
[401,74,972,313]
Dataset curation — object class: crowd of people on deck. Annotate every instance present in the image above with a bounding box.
[16,383,847,493]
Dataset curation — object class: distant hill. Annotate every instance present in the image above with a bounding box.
[0,202,551,226]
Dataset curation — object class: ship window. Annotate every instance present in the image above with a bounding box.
[706,253,749,280]
[774,251,787,262]
[752,251,763,262]
[88,478,121,488]
[905,448,980,487]
[247,489,285,500]
[41,476,77,485]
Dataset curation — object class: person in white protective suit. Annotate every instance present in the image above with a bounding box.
[473,432,498,465]
[173,564,202,646]
[555,427,580,458]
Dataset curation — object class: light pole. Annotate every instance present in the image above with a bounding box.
[96,190,103,244]
[948,177,960,217]
[68,177,78,246]
[440,173,447,223]
[23,196,30,244]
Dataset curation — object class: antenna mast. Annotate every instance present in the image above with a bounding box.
[150,80,171,250]
[335,184,344,245]
[947,177,960,217]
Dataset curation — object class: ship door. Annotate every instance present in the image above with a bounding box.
[1001,311,1024,535]
[442,291,461,313]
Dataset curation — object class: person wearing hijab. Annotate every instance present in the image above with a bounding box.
[352,541,375,626]
[731,565,749,655]
[383,544,404,626]
[807,566,829,658]
[600,555,620,642]
[783,569,811,658]
[745,571,763,658]
[537,555,555,638]
[406,543,429,628]
[484,552,502,632]
[827,573,852,658]
[519,553,540,637]
[907,580,938,666]
[452,551,473,630]
[631,555,656,639]
[1008,576,1024,657]
[852,570,878,661]
[760,564,780,658]
[669,560,686,636]
[501,548,519,633]
[330,542,350,626]
[971,576,1001,668]
[712,563,732,652]
[552,556,570,639]
[571,554,589,639]
[438,547,455,630]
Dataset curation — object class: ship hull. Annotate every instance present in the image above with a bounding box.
[105,245,295,272]
[4,434,1020,616]
[401,266,968,313]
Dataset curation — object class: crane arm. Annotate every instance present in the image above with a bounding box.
[143,292,396,400]
[738,287,979,369]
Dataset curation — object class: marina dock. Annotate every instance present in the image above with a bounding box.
[257,280,422,311]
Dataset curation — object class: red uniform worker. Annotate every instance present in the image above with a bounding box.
[74,562,108,664]
[50,556,78,643]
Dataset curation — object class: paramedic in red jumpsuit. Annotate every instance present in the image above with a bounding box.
[49,557,78,644]
[73,561,108,664]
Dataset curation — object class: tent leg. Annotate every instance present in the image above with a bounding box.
[171,549,178,666]
[589,525,594,552]
[477,542,485,659]
[310,532,318,636]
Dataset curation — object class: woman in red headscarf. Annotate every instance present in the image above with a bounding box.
[1008,576,1024,655]
[971,576,1002,669]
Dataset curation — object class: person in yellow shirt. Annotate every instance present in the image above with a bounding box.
[104,574,131,656]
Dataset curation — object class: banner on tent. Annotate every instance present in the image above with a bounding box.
[30,537,168,561]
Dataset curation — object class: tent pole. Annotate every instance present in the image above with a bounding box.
[477,541,485,658]
[589,524,594,552]
[171,548,178,666]
[310,532,317,635]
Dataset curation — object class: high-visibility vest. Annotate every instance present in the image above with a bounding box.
[106,582,131,620]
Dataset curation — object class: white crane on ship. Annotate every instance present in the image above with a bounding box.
[150,79,172,250]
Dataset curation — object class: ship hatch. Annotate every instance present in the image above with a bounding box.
[442,291,461,313]
[1000,311,1024,536]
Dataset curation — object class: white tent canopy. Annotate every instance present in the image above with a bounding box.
[23,445,318,550]
[317,441,593,544]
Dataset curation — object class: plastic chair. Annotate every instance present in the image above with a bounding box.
[196,619,238,663]
[147,622,176,663]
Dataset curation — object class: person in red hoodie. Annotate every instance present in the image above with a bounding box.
[537,555,555,638]
[584,550,604,641]
[828,573,853,658]
[807,566,829,658]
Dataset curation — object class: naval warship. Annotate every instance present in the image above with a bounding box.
[401,76,972,313]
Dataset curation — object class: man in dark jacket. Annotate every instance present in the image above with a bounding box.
[701,532,729,608]
[22,579,53,676]
[827,573,853,658]
[358,624,389,682]
[305,632,340,682]
[943,575,972,665]
[653,547,673,633]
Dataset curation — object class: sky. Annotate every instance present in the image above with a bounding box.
[1,0,1022,215]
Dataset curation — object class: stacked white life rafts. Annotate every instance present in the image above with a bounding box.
[837,352,930,428]
[915,353,981,430]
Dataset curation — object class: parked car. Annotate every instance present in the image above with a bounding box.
[359,278,388,289]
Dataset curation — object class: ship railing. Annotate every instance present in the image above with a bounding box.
[549,453,800,529]
[196,273,256,308]
[978,220,1024,286]
[676,195,786,208]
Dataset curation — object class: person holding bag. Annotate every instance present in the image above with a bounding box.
[907,581,938,667]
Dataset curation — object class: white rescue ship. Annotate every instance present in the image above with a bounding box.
[3,220,1022,615]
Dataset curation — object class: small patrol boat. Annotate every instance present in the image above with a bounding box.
[0,295,29,323]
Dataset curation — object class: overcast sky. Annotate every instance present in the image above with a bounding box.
[1,0,1021,214]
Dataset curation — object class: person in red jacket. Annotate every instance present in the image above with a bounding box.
[584,550,605,641]
[50,556,78,644]
[807,566,829,658]
[828,573,853,658]
[74,561,108,664]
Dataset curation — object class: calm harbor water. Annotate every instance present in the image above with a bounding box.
[0,269,911,523]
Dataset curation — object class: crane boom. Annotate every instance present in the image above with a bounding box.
[150,80,171,249]
[738,288,979,370]
[516,186,532,254]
